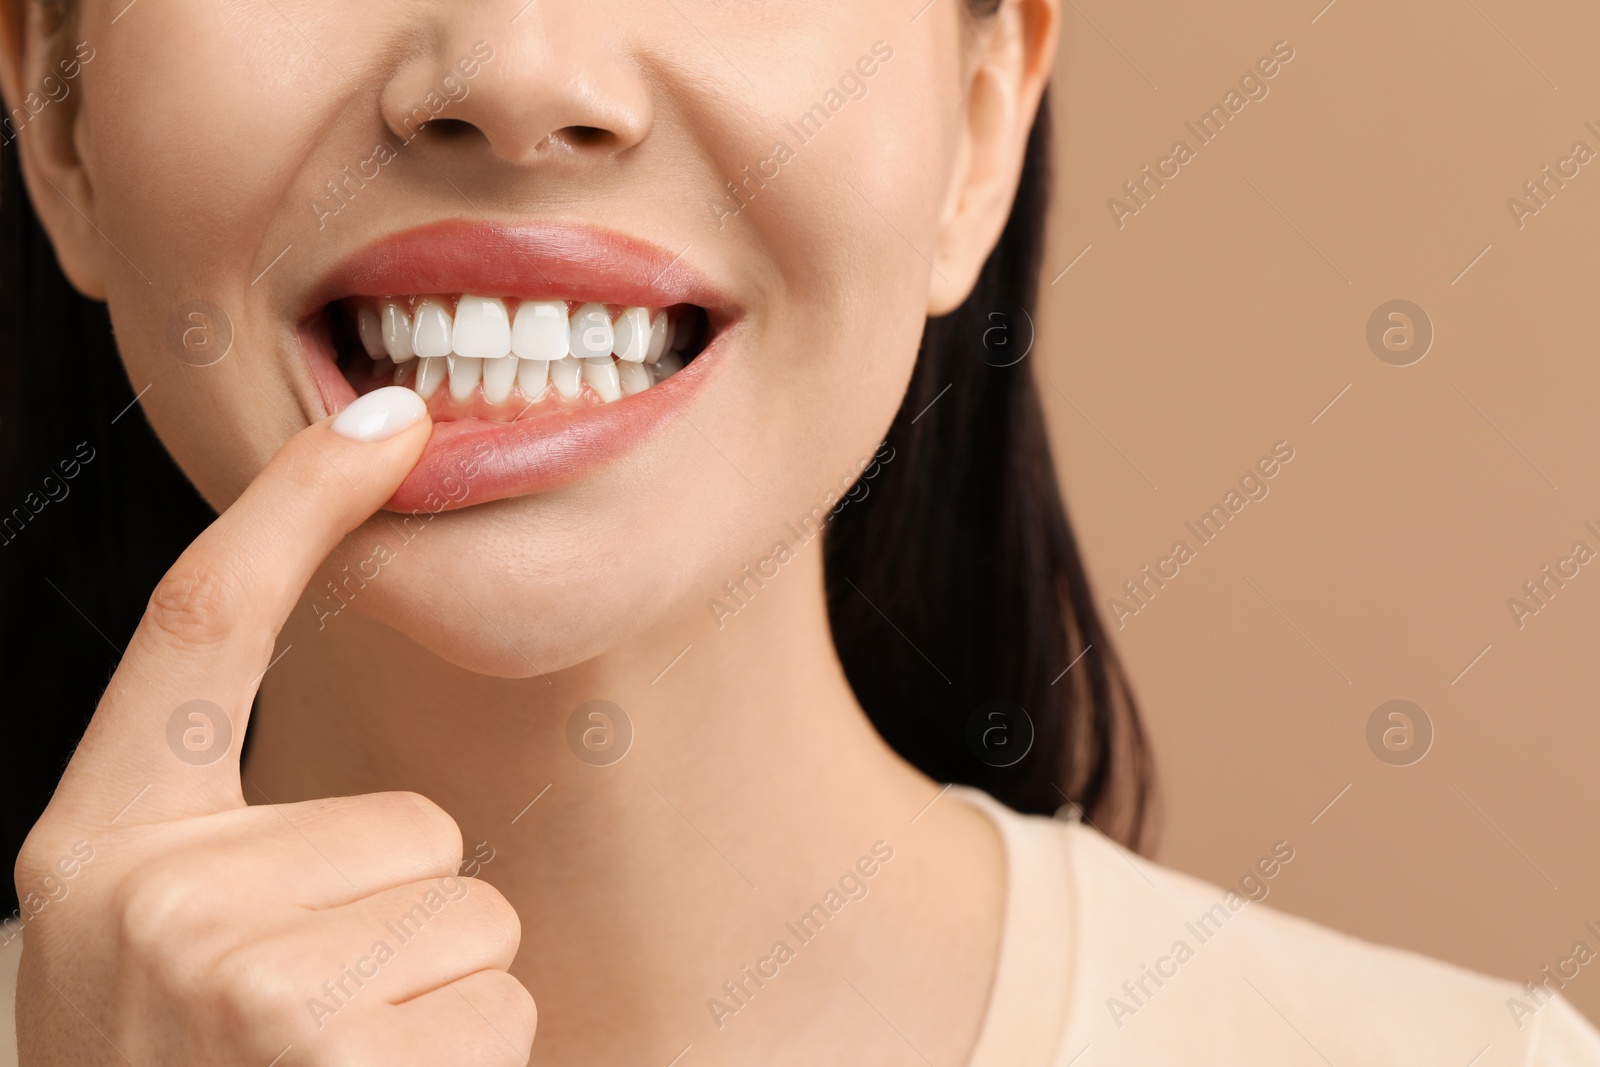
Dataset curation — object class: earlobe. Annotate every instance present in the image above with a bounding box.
[926,0,1058,317]
[0,6,108,301]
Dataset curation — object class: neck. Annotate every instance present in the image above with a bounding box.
[247,551,1005,1064]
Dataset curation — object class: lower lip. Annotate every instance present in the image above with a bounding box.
[302,332,726,513]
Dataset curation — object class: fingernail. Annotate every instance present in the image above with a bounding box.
[330,386,428,442]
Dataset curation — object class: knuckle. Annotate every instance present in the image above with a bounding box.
[457,879,522,954]
[467,971,537,1048]
[114,863,212,965]
[374,791,464,874]
[13,824,64,889]
[144,559,249,650]
[206,937,303,1030]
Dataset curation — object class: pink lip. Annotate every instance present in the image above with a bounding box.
[300,220,736,513]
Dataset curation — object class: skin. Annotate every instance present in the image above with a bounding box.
[2,0,1058,1063]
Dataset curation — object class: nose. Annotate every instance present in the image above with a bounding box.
[379,1,653,167]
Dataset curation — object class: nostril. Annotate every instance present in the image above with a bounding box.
[561,125,610,147]
[422,117,477,138]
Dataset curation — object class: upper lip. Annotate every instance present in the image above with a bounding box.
[307,218,735,322]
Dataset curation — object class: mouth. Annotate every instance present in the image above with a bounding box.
[325,295,709,410]
[301,220,733,513]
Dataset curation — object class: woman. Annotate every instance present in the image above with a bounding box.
[0,0,1595,1063]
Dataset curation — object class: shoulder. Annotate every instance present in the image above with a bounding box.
[1,923,18,1067]
[1057,824,1598,1064]
[960,792,1600,1067]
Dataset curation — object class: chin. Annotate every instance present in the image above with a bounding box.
[310,476,739,680]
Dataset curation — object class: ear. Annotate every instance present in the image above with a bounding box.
[927,0,1057,316]
[0,3,107,300]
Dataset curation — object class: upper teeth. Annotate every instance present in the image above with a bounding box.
[353,296,688,406]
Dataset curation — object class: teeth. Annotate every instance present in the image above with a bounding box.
[653,351,684,382]
[482,355,518,404]
[550,355,582,399]
[612,306,651,363]
[511,300,569,361]
[357,305,385,359]
[356,296,694,409]
[382,301,416,363]
[644,311,669,364]
[569,303,614,360]
[453,296,511,360]
[517,358,549,400]
[412,297,454,359]
[447,355,483,403]
[582,357,622,402]
[414,356,446,399]
[619,361,652,397]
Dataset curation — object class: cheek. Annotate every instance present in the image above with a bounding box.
[78,3,380,506]
[85,4,345,274]
[695,32,955,506]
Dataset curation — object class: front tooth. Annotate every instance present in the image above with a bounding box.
[511,300,569,361]
[652,351,684,382]
[382,301,416,363]
[412,297,454,358]
[569,303,614,360]
[448,355,483,403]
[644,310,669,364]
[453,295,511,359]
[356,305,385,359]
[517,358,549,400]
[482,354,518,404]
[550,356,582,399]
[414,356,446,399]
[583,357,621,402]
[619,361,652,397]
[612,306,651,362]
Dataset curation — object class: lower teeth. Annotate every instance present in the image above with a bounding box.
[395,352,684,407]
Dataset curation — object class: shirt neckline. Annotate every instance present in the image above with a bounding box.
[946,785,1077,1067]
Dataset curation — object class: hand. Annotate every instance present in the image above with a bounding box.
[10,388,536,1066]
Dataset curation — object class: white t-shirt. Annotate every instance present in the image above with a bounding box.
[4,787,1596,1064]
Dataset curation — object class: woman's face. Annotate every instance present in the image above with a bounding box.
[9,0,1044,674]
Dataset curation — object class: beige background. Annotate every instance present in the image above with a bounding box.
[1039,0,1600,1023]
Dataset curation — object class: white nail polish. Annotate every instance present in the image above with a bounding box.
[332,386,428,441]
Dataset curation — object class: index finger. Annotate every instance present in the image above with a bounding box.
[51,387,432,824]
